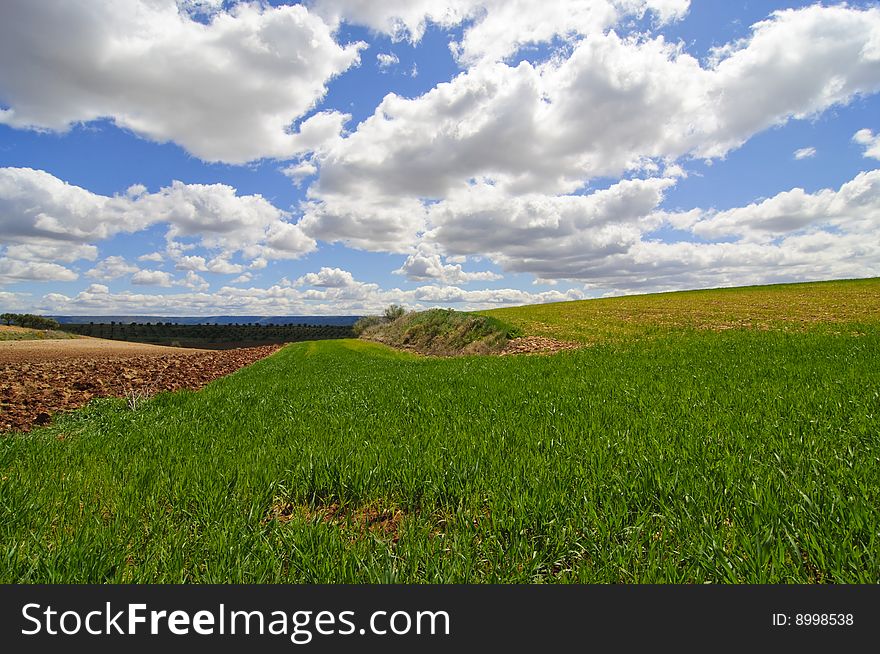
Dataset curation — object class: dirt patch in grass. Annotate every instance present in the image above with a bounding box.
[1,343,281,433]
[267,500,407,542]
[500,336,582,355]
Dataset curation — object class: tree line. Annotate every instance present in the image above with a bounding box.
[0,313,60,330]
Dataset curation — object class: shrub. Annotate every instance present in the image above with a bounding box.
[353,315,385,336]
[357,308,522,355]
[383,304,407,321]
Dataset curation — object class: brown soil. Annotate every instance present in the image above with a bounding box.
[500,336,582,355]
[0,337,206,363]
[1,338,281,432]
[267,500,406,543]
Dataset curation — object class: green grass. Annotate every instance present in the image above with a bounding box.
[2,328,878,582]
[0,326,78,341]
[481,277,880,344]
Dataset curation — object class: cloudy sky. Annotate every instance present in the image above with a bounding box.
[2,0,880,316]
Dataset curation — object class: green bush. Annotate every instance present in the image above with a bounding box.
[383,304,407,321]
[358,308,522,355]
[352,315,385,336]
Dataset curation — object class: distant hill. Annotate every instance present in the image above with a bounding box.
[50,315,362,327]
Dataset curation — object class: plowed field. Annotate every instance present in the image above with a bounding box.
[1,338,280,432]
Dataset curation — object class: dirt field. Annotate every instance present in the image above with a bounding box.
[0,337,208,363]
[1,337,281,432]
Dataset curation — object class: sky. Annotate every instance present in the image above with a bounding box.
[1,0,880,316]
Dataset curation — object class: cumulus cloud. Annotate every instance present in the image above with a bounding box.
[230,272,254,285]
[394,245,503,283]
[86,256,140,281]
[854,129,880,160]
[178,270,210,291]
[311,6,880,207]
[0,290,30,311]
[174,255,209,272]
[0,167,316,287]
[4,242,97,264]
[131,269,175,287]
[794,147,817,160]
[427,177,675,278]
[281,160,319,187]
[311,0,689,64]
[138,252,165,263]
[207,258,244,275]
[33,267,587,315]
[0,0,364,163]
[295,267,358,288]
[299,194,428,252]
[301,3,880,270]
[0,258,78,284]
[688,169,880,243]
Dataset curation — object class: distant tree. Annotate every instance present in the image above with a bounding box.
[383,304,407,321]
[1,313,14,326]
[11,313,59,330]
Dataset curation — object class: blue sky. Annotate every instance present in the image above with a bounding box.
[1,0,879,315]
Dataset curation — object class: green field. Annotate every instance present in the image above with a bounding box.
[482,278,880,344]
[2,278,879,583]
[0,325,78,341]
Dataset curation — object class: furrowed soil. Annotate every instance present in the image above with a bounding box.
[1,338,280,432]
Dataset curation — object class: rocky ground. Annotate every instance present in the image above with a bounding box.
[1,338,280,432]
[500,336,582,355]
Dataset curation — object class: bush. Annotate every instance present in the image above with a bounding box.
[352,315,385,336]
[383,304,407,321]
[356,308,522,356]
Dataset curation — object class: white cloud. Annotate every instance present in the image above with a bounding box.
[138,252,165,263]
[311,1,689,64]
[0,291,31,311]
[177,270,210,291]
[206,257,244,275]
[313,6,880,203]
[131,269,175,287]
[174,255,209,272]
[0,168,316,283]
[86,256,140,281]
[394,245,503,283]
[854,129,880,160]
[427,177,675,279]
[31,266,587,315]
[281,160,319,187]
[376,52,400,69]
[0,258,78,284]
[230,272,253,285]
[0,0,365,163]
[295,267,358,288]
[689,169,880,243]
[303,4,880,260]
[794,147,816,160]
[4,242,97,264]
[299,194,428,252]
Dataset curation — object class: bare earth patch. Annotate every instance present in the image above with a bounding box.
[267,500,406,543]
[501,336,582,355]
[1,338,280,432]
[0,336,204,363]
